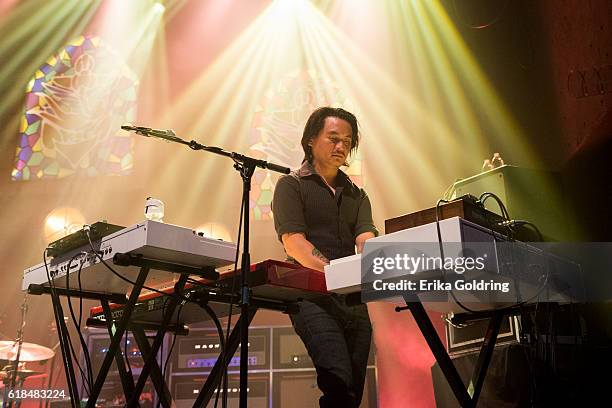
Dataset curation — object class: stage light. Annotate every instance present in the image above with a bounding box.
[43,206,86,243]
[137,0,564,245]
[0,0,100,150]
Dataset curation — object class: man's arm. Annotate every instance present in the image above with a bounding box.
[281,232,329,272]
[355,231,376,254]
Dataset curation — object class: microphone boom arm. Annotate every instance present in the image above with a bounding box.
[121,124,290,175]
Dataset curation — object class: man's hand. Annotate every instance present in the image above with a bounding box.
[281,232,329,272]
[355,231,375,254]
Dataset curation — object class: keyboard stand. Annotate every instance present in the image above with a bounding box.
[192,297,298,407]
[397,294,505,408]
[85,265,153,407]
[27,284,137,407]
[29,254,219,408]
[29,284,91,407]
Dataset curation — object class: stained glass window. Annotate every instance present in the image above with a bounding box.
[12,35,139,180]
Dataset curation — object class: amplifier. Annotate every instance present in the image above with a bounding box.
[172,372,270,408]
[171,327,270,373]
[85,330,163,406]
[88,332,167,373]
[272,326,375,369]
[271,367,378,408]
[94,373,155,407]
[272,326,312,369]
[167,326,378,407]
[445,315,520,357]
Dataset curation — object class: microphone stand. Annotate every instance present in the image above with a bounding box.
[2,294,28,408]
[122,125,290,407]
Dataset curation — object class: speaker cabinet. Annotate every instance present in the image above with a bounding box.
[272,367,378,408]
[272,326,376,369]
[168,326,378,407]
[172,327,270,373]
[172,373,270,408]
[85,330,163,407]
[446,316,520,357]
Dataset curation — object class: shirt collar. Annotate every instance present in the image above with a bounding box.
[297,161,356,190]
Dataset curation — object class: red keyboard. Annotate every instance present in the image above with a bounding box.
[88,259,327,325]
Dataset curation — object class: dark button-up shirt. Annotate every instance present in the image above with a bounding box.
[272,161,378,261]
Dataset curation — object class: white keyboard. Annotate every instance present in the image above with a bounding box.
[324,217,581,312]
[325,217,477,294]
[23,220,237,293]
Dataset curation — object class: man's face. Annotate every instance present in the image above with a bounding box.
[310,116,353,169]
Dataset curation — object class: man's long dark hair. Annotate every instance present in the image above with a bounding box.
[301,107,360,164]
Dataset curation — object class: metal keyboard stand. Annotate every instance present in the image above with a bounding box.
[85,303,188,407]
[27,284,129,408]
[192,296,298,408]
[396,294,504,408]
[123,272,188,407]
[90,254,218,408]
[84,264,152,407]
[30,253,219,408]
[98,299,137,401]
[93,276,179,408]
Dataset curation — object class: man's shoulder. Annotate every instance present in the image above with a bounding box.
[277,171,301,185]
[274,172,301,198]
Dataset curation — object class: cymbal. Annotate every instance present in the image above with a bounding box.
[0,341,55,362]
[0,369,45,380]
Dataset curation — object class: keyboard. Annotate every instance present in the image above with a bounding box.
[88,259,327,324]
[23,220,237,293]
[324,217,582,312]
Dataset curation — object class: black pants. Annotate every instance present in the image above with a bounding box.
[290,295,372,408]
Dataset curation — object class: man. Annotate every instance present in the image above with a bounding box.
[272,107,378,407]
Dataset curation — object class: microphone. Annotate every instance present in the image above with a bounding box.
[121,125,176,138]
[121,125,151,135]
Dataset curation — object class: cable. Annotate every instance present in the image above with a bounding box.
[163,305,182,375]
[64,254,94,392]
[200,303,226,355]
[500,220,544,241]
[43,250,90,398]
[435,195,551,315]
[183,278,227,355]
[156,299,167,408]
[435,199,479,314]
[76,257,93,392]
[64,328,91,397]
[476,193,552,309]
[183,281,227,354]
[124,331,133,379]
[518,313,538,406]
[479,192,511,221]
[216,195,245,408]
[157,302,184,408]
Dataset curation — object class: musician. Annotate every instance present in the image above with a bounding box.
[272,107,378,407]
